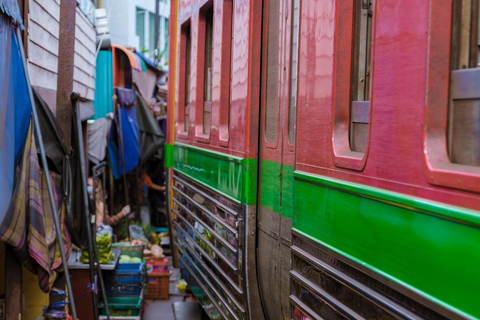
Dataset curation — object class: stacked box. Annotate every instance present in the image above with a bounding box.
[145,258,171,300]
[99,296,142,317]
[101,261,146,318]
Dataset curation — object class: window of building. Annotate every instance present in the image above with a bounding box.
[149,13,156,60]
[136,7,145,50]
[265,1,281,144]
[179,23,191,134]
[449,0,480,166]
[203,7,214,135]
[165,18,169,61]
[219,0,233,144]
[350,0,373,153]
[288,0,300,145]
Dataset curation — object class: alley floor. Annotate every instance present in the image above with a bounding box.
[143,262,205,320]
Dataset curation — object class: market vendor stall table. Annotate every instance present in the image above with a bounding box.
[67,249,121,319]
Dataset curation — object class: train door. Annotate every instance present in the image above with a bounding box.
[257,0,299,319]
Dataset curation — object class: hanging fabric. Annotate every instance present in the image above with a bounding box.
[88,117,112,164]
[135,86,165,164]
[108,87,139,179]
[0,123,71,293]
[0,22,32,225]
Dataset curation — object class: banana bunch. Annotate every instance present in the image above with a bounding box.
[79,232,114,264]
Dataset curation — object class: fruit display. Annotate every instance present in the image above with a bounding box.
[118,255,142,263]
[80,231,114,264]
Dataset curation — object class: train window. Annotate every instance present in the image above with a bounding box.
[203,7,214,136]
[265,0,281,143]
[219,0,233,144]
[350,0,373,152]
[449,0,480,166]
[180,22,191,133]
[288,0,300,145]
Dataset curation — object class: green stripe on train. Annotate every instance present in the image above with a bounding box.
[173,143,257,205]
[293,171,480,319]
[165,143,174,168]
[259,160,293,218]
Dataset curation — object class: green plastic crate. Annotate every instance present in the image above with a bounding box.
[112,242,144,259]
[99,296,142,317]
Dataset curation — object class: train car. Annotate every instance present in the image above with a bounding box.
[166,0,480,319]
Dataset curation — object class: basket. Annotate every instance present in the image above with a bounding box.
[145,271,171,300]
[99,296,142,317]
[112,242,144,259]
[104,262,145,286]
[105,283,143,297]
[99,316,140,320]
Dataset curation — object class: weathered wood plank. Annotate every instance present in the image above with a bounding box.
[75,8,96,42]
[30,0,59,24]
[73,81,95,100]
[28,41,58,73]
[28,62,58,91]
[74,37,96,62]
[73,64,95,88]
[29,19,59,56]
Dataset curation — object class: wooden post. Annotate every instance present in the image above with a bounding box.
[55,0,77,150]
[5,247,22,320]
[52,1,77,318]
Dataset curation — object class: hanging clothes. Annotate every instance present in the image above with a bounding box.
[108,87,139,179]
[0,123,71,293]
[135,87,165,164]
[88,117,111,164]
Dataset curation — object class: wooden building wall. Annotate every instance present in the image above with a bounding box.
[27,0,96,113]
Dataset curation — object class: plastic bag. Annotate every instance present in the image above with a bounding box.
[129,224,149,242]
[151,244,164,258]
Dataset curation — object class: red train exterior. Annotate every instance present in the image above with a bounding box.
[167,0,480,319]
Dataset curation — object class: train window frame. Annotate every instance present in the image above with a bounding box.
[178,20,191,140]
[287,0,300,148]
[424,0,480,193]
[195,1,214,143]
[219,0,234,147]
[262,0,283,149]
[332,0,377,171]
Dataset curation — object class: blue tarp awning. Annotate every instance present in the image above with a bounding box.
[0,0,23,26]
[0,12,32,224]
[108,87,139,179]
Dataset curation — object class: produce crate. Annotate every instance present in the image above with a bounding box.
[99,316,140,320]
[105,283,143,297]
[99,296,142,317]
[145,271,171,300]
[145,258,168,274]
[112,242,144,259]
[105,262,145,286]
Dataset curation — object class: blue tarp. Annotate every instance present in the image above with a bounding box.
[0,0,22,25]
[108,88,139,179]
[0,16,32,224]
[133,49,158,70]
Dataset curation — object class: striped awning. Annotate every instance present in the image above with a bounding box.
[111,44,143,72]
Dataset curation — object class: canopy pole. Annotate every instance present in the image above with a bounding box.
[91,162,111,320]
[72,94,102,320]
[15,28,78,320]
[116,100,131,241]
